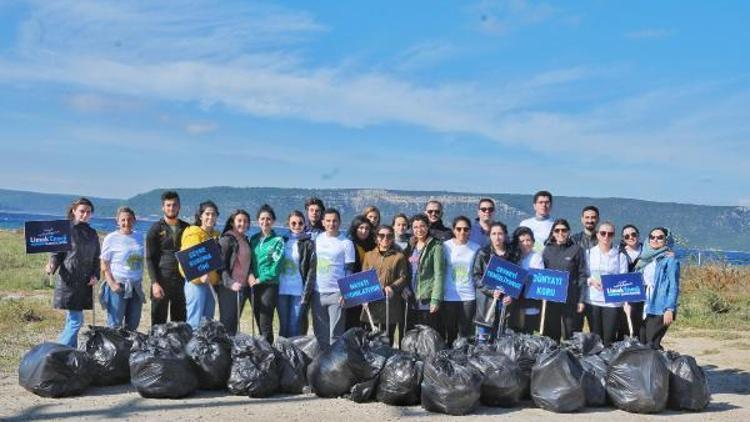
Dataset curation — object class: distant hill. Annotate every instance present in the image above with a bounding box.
[2,187,749,251]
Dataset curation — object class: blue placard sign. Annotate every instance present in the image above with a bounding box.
[175,239,224,280]
[525,268,569,303]
[337,270,385,309]
[601,273,646,303]
[24,220,72,254]
[480,256,528,299]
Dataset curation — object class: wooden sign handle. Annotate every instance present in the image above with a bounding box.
[539,300,547,335]
[363,303,377,332]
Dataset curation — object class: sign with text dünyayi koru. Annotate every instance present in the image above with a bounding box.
[601,272,646,303]
[337,270,385,309]
[24,220,72,254]
[175,239,223,280]
[480,256,528,299]
[525,268,570,303]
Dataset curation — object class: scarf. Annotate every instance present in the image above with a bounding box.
[635,246,670,271]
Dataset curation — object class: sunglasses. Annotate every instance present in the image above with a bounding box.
[554,228,569,233]
[377,233,394,239]
[454,227,470,232]
[479,207,495,213]
[622,232,638,240]
[649,235,665,241]
[290,221,305,227]
[598,231,615,238]
[426,209,441,215]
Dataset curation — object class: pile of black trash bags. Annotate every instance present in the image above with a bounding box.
[18,323,710,415]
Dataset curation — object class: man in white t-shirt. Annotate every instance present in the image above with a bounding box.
[519,190,555,253]
[312,208,355,347]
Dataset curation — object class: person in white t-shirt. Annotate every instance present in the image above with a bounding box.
[518,190,554,253]
[312,208,355,347]
[584,222,628,346]
[441,216,480,346]
[100,207,145,330]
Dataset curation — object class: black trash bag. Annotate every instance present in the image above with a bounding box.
[421,349,483,415]
[663,352,710,411]
[129,336,198,398]
[273,337,308,394]
[530,349,586,413]
[452,336,470,351]
[369,335,398,360]
[606,347,669,413]
[496,333,558,377]
[469,350,527,407]
[376,352,423,406]
[18,342,93,397]
[580,354,608,406]
[149,322,193,349]
[123,330,149,352]
[598,337,644,364]
[227,334,280,397]
[185,320,232,390]
[401,325,445,359]
[289,335,319,363]
[307,328,385,398]
[563,332,604,357]
[79,326,140,386]
[349,377,379,403]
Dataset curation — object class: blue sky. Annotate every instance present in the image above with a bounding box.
[0,0,747,206]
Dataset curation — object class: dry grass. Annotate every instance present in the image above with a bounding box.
[679,263,750,330]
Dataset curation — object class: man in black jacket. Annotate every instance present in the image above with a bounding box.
[146,191,190,325]
[571,205,599,251]
[424,200,452,241]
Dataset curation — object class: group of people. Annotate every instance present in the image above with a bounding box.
[45,190,680,351]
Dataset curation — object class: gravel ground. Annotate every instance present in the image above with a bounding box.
[1,333,748,421]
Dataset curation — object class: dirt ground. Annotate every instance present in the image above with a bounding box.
[1,331,748,422]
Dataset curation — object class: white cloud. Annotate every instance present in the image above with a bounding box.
[65,93,141,113]
[625,28,674,40]
[184,121,217,135]
[0,0,747,182]
[395,41,459,71]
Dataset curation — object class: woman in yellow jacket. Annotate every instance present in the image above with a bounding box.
[179,200,221,330]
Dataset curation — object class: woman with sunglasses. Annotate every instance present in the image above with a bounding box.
[635,227,680,350]
[441,216,480,346]
[278,210,316,338]
[472,222,514,343]
[583,222,628,346]
[618,224,644,339]
[361,225,409,345]
[346,215,376,329]
[541,218,587,342]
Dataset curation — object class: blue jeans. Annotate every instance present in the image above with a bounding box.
[103,284,143,331]
[185,281,216,330]
[278,294,304,338]
[58,310,83,348]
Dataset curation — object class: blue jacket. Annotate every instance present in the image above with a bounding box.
[645,256,680,316]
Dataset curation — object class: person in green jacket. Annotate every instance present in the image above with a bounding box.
[249,204,285,343]
[404,213,445,332]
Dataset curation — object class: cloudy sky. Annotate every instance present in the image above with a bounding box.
[0,1,747,205]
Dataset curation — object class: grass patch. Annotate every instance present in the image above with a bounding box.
[678,263,750,331]
[700,348,721,355]
[0,230,51,292]
[0,297,64,374]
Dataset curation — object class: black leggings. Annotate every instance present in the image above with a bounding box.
[441,300,476,346]
[585,304,622,346]
[251,284,278,344]
[542,302,584,342]
[640,314,670,350]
